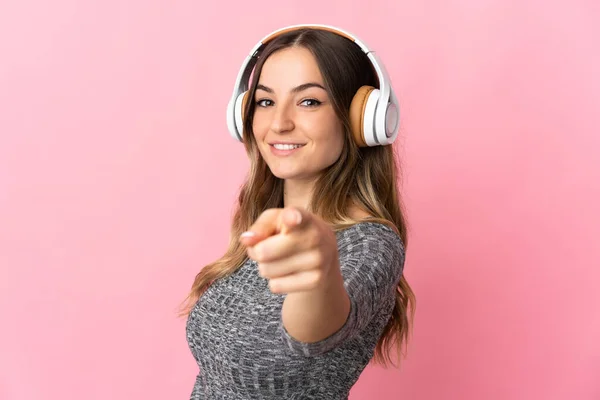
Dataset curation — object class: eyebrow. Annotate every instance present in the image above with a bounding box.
[256,82,326,94]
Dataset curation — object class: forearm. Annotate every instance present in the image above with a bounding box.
[281,261,351,343]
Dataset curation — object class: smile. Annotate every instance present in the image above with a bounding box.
[269,143,306,156]
[272,144,304,150]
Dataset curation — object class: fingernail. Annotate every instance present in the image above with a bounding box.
[241,231,256,238]
[293,210,302,224]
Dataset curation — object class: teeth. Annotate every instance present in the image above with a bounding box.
[273,144,303,150]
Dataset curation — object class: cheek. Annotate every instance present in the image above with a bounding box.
[328,133,345,161]
[251,113,269,141]
[251,116,272,160]
[312,124,345,165]
[252,121,266,145]
[322,121,345,152]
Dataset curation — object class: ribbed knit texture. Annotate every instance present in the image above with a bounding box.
[186,222,405,399]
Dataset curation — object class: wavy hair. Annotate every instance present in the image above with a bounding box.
[181,28,415,367]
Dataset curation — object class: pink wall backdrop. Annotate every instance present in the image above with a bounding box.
[1,1,598,399]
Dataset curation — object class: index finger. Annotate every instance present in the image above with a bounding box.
[239,208,282,246]
[240,207,305,246]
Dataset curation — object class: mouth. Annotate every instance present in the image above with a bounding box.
[268,142,306,156]
[269,143,306,150]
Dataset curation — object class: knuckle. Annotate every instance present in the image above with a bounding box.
[254,244,266,261]
[308,230,322,248]
[309,270,323,286]
[309,250,324,266]
[257,263,266,277]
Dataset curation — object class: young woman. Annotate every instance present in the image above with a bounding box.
[182,24,416,399]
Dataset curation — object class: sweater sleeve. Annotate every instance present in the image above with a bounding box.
[279,222,405,356]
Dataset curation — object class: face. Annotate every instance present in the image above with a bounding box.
[251,46,345,183]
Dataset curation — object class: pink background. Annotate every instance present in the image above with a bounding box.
[1,1,599,399]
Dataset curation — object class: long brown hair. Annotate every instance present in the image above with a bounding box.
[181,28,415,367]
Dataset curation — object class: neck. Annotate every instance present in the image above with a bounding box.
[283,178,316,210]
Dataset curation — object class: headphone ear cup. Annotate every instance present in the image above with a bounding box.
[362,88,380,146]
[349,86,376,147]
[233,91,250,141]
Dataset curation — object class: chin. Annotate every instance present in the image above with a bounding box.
[270,170,301,180]
[268,166,312,181]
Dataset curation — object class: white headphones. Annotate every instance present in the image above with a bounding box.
[225,24,400,147]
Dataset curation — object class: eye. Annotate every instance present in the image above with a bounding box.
[300,99,322,107]
[256,99,273,107]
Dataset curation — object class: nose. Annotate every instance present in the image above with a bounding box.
[270,102,295,134]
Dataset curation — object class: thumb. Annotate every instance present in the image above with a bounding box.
[279,207,304,234]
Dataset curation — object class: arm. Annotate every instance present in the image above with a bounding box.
[280,256,350,343]
[240,208,404,355]
[280,222,405,356]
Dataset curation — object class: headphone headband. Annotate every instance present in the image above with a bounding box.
[226,24,400,147]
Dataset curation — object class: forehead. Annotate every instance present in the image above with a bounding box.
[258,46,324,86]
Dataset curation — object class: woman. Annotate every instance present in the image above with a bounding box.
[182,24,415,399]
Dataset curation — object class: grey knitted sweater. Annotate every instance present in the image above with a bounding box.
[186,222,405,399]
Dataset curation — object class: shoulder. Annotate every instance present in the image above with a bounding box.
[336,206,405,263]
[338,221,403,249]
[336,221,405,270]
